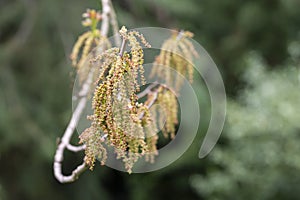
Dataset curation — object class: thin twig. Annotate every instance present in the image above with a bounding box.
[66,144,86,152]
[100,0,111,36]
[53,162,87,183]
[176,30,184,41]
[119,38,127,56]
[138,87,160,119]
[54,68,94,183]
[53,0,113,183]
[109,0,121,46]
[137,82,177,99]
[145,91,159,109]
[137,83,159,99]
[137,83,176,119]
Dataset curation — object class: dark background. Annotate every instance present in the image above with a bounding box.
[0,0,299,199]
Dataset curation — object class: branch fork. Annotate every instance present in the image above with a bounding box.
[53,0,117,183]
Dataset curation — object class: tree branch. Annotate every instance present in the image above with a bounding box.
[100,0,110,36]
[108,0,121,46]
[138,86,160,119]
[137,83,176,119]
[137,83,159,99]
[66,144,86,152]
[54,68,93,183]
[53,0,116,183]
[119,38,127,56]
[53,0,173,183]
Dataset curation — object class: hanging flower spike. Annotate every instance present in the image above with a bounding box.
[82,9,102,33]
[150,30,198,92]
[80,27,157,173]
[70,9,110,83]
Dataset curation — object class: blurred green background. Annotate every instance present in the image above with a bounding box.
[0,0,299,199]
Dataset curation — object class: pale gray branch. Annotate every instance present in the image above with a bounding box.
[119,38,127,56]
[53,0,113,183]
[66,144,86,152]
[54,68,94,183]
[101,0,110,36]
[138,88,159,119]
[54,161,87,183]
[137,83,158,99]
[109,0,121,46]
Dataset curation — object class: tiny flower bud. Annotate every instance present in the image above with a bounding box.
[90,10,97,19]
[82,19,92,26]
[82,12,89,18]
[96,13,102,20]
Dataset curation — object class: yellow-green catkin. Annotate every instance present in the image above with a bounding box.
[77,23,193,173]
[151,30,199,92]
[156,88,178,139]
[70,9,110,83]
[81,26,156,173]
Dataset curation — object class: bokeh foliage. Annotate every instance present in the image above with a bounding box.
[0,0,299,199]
[191,53,300,200]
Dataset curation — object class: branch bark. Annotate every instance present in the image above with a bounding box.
[53,0,116,183]
[53,1,171,183]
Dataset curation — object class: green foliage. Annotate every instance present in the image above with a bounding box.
[191,54,300,199]
[123,0,300,93]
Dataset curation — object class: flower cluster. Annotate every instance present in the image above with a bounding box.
[82,9,102,28]
[79,126,107,169]
[150,30,198,91]
[76,25,198,173]
[156,87,178,139]
[70,9,110,83]
[80,27,156,173]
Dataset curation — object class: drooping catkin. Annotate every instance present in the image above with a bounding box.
[76,26,195,173]
[150,30,198,91]
[81,27,157,173]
